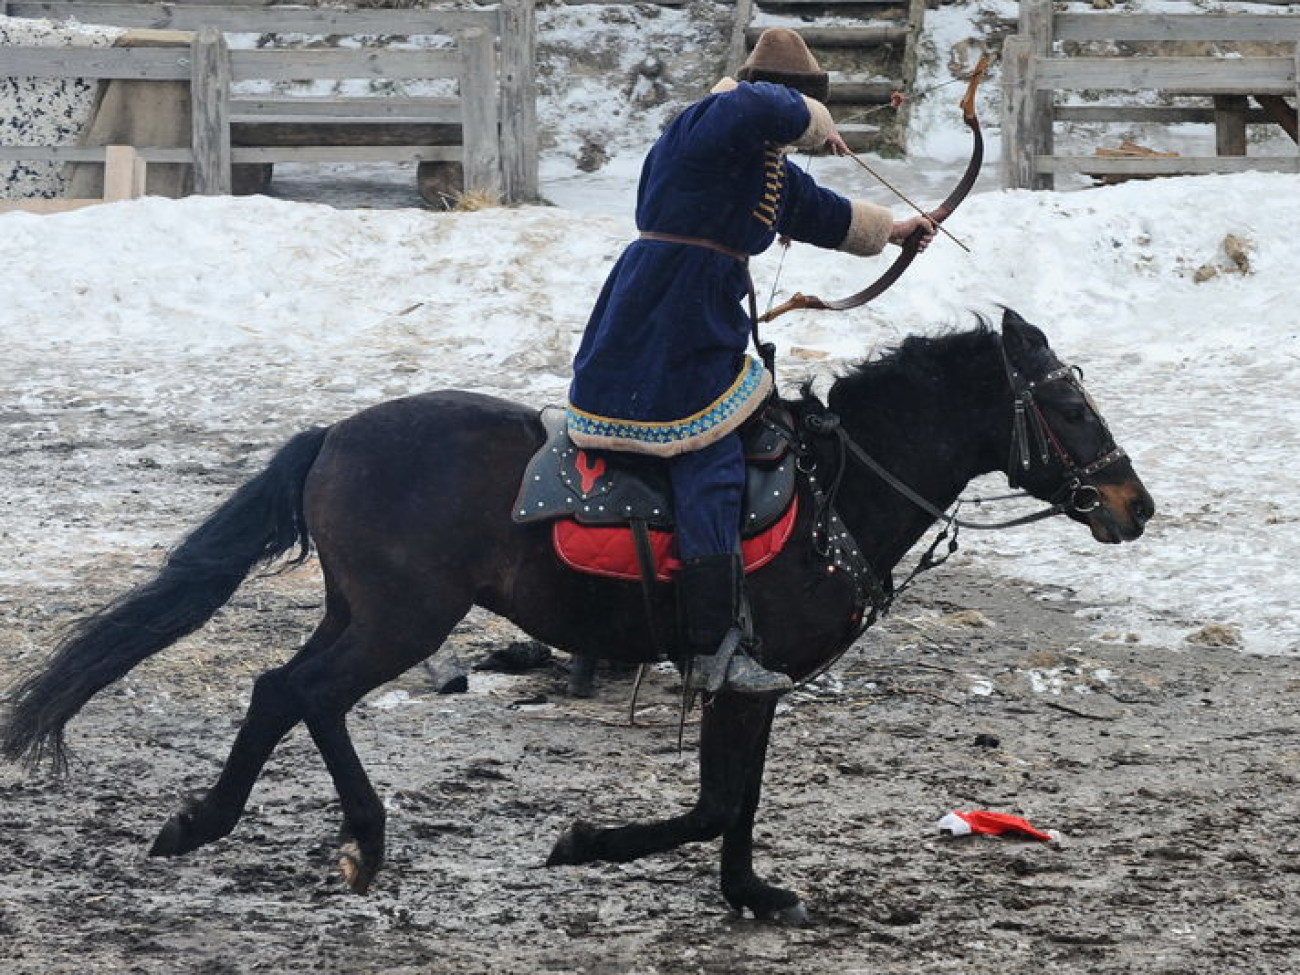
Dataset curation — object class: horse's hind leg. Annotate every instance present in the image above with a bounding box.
[150,606,351,858]
[287,600,473,892]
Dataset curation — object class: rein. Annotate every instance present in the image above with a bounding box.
[815,411,1072,532]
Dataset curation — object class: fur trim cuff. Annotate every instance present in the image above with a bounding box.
[789,96,835,151]
[840,200,894,257]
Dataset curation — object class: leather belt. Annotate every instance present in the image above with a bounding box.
[638,231,748,263]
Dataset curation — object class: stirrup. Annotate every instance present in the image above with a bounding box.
[687,628,792,696]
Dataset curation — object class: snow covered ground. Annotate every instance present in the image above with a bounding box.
[1,1,1296,657]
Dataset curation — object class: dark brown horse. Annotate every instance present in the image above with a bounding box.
[1,309,1153,921]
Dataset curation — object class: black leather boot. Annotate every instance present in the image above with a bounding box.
[678,553,792,695]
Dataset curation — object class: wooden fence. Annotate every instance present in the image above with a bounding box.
[0,0,538,203]
[1002,0,1300,189]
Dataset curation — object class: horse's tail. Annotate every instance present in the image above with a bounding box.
[1,425,331,774]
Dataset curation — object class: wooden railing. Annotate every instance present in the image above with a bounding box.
[0,0,538,203]
[1001,0,1300,189]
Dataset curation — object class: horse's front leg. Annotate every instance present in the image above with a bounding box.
[717,701,807,922]
[547,693,788,906]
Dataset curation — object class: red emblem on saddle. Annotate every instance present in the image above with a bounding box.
[574,451,606,496]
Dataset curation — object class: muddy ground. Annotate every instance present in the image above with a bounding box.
[2,546,1298,973]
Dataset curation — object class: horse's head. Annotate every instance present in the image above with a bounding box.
[998,308,1154,543]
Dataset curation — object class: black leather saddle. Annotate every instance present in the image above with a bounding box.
[511,403,798,538]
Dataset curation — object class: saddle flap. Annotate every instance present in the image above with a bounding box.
[514,407,674,527]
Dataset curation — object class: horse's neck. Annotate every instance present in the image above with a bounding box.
[828,341,1006,574]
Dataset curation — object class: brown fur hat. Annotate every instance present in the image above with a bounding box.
[735,28,829,104]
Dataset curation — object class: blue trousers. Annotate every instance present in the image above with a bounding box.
[669,432,745,561]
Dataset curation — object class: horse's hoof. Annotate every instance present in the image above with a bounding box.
[150,815,188,857]
[545,820,596,866]
[150,808,204,857]
[338,840,379,894]
[759,900,810,926]
[567,677,595,699]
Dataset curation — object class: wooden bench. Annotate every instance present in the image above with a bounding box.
[1001,0,1300,189]
[0,0,537,204]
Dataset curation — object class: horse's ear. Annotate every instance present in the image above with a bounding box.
[1000,308,1050,362]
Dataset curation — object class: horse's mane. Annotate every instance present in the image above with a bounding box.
[796,316,998,410]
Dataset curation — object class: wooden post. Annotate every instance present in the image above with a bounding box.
[1001,36,1034,190]
[1020,0,1053,54]
[190,27,232,195]
[103,145,146,201]
[1014,0,1055,190]
[459,27,502,198]
[1294,47,1300,153]
[498,0,538,203]
[1214,95,1248,156]
[728,0,755,74]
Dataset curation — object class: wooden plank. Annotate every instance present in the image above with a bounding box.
[1020,0,1052,57]
[102,144,145,201]
[743,26,908,47]
[0,146,193,162]
[0,199,105,213]
[228,145,462,164]
[6,3,498,36]
[0,46,191,80]
[229,97,461,124]
[1054,105,1276,125]
[743,0,904,6]
[458,27,499,196]
[232,122,458,147]
[1036,154,1300,176]
[1033,56,1296,96]
[1214,94,1248,156]
[227,48,462,83]
[1253,94,1298,142]
[727,0,753,73]
[1055,12,1300,44]
[826,81,894,104]
[191,27,231,194]
[499,0,538,203]
[230,113,458,127]
[1001,35,1052,190]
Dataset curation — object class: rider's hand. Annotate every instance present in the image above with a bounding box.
[824,129,851,156]
[888,215,938,252]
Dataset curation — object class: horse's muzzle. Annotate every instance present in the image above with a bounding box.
[1084,480,1155,543]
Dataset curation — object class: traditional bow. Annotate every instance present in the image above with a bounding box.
[759,56,989,324]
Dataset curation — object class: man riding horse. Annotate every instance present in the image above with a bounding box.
[565,29,937,694]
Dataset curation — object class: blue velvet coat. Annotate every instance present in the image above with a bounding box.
[566,81,855,456]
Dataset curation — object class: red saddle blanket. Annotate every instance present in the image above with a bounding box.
[552,497,799,583]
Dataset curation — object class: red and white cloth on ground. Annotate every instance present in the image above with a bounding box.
[936,810,1054,843]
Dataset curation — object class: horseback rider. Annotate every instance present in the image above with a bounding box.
[565,28,937,695]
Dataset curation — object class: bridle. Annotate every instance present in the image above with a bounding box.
[1001,347,1128,518]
